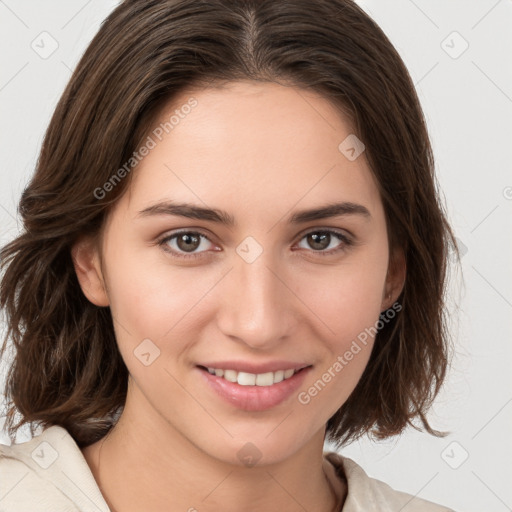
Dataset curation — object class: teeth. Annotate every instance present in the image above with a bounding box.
[205,367,300,386]
[284,369,294,379]
[255,372,273,386]
[238,372,256,386]
[224,369,237,383]
[273,370,284,383]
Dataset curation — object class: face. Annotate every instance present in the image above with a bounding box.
[73,80,404,466]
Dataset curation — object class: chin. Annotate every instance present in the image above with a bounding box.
[196,424,318,469]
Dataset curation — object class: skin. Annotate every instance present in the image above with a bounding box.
[73,80,405,512]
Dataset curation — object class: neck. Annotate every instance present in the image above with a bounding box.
[82,387,345,512]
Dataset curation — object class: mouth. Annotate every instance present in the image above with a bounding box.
[197,365,308,386]
[196,363,312,412]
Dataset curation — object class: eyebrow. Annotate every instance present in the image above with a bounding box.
[137,200,371,227]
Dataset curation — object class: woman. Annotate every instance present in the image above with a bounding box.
[0,0,459,510]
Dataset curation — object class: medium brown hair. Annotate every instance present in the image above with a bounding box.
[0,0,460,449]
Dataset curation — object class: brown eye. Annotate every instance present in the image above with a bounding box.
[296,229,352,256]
[176,232,201,252]
[158,231,215,259]
[306,232,331,251]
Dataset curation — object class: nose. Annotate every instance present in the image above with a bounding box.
[216,249,297,351]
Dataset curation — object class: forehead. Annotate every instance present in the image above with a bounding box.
[124,80,383,222]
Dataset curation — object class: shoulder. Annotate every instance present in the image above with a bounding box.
[324,451,456,512]
[0,425,110,512]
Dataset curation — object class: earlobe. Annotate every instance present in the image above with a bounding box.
[71,236,110,307]
[382,247,406,311]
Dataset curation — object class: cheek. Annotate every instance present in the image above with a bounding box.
[300,252,388,346]
[296,275,380,420]
[293,251,387,413]
[102,239,207,349]
[103,252,207,395]
[298,343,373,425]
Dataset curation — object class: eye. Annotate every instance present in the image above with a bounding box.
[158,230,217,260]
[295,229,352,256]
[157,228,353,260]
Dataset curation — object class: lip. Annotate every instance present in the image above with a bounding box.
[196,364,312,412]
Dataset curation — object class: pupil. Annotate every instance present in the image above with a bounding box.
[175,232,331,253]
[309,232,329,250]
[178,233,199,252]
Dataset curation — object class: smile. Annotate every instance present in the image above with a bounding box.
[204,367,299,386]
[197,365,312,411]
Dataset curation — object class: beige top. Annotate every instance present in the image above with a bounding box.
[0,425,455,511]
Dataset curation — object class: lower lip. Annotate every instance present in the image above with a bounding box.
[197,366,311,412]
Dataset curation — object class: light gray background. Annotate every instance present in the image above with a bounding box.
[1,1,511,511]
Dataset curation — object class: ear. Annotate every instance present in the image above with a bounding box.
[381,246,406,312]
[71,235,110,307]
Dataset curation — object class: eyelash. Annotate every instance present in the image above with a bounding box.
[157,229,353,260]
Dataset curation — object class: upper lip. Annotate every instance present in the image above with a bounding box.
[198,360,312,374]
